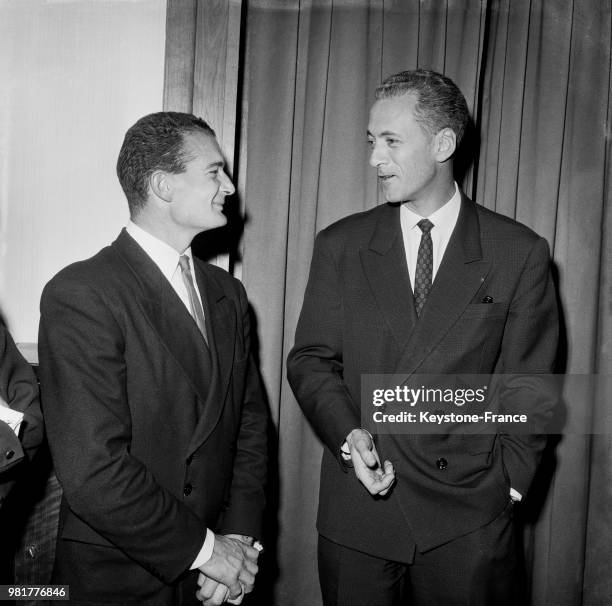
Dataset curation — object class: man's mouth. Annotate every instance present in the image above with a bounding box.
[378,174,395,182]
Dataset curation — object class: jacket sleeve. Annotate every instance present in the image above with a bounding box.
[0,321,43,504]
[287,230,361,463]
[497,236,559,496]
[217,281,268,539]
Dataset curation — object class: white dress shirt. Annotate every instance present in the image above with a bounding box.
[399,182,461,290]
[126,222,205,312]
[0,398,23,435]
[125,221,215,567]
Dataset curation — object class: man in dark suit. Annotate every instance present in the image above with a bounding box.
[287,70,558,605]
[0,320,42,509]
[39,112,268,606]
[0,320,45,587]
[0,320,43,586]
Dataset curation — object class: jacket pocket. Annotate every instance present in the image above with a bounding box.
[464,433,498,455]
[460,302,507,320]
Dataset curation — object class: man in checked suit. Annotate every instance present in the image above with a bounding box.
[39,112,268,606]
[287,70,558,604]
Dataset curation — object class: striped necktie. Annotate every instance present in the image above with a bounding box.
[178,255,209,344]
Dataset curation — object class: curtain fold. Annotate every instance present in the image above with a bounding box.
[477,4,611,601]
[583,5,612,602]
[165,0,243,270]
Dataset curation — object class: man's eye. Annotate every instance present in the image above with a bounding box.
[367,139,375,147]
[386,138,399,146]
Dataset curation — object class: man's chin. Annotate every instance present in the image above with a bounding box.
[198,215,228,232]
[211,215,228,229]
[382,192,402,204]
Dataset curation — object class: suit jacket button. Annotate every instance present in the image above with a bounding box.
[481,296,494,303]
[183,483,193,496]
[436,458,448,470]
[5,449,15,460]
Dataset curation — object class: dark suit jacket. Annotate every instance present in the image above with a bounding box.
[38,230,268,605]
[287,195,558,562]
[0,321,42,508]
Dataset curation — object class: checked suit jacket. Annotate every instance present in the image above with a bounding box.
[287,193,558,562]
[38,229,268,605]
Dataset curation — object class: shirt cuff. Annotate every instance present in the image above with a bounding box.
[510,488,522,502]
[0,403,24,436]
[190,529,215,570]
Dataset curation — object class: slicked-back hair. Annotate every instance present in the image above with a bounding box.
[116,112,215,216]
[375,69,469,148]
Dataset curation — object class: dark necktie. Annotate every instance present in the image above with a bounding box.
[178,255,209,344]
[414,219,434,316]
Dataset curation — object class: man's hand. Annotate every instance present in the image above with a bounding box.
[346,429,395,496]
[196,534,259,605]
[196,577,230,606]
[196,535,260,605]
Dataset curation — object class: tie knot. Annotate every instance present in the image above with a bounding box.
[178,255,191,272]
[418,219,434,235]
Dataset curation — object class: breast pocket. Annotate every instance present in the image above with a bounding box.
[461,302,508,321]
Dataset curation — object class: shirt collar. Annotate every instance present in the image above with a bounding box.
[126,221,193,282]
[401,182,462,232]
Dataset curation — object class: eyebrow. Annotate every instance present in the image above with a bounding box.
[367,130,401,138]
[205,161,224,170]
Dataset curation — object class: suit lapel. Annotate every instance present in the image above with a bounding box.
[360,204,417,355]
[111,230,217,417]
[194,261,235,394]
[187,260,236,452]
[395,195,491,375]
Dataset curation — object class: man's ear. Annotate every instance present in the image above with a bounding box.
[434,128,457,163]
[149,170,172,202]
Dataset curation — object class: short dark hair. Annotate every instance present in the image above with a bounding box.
[375,69,469,147]
[116,112,215,216]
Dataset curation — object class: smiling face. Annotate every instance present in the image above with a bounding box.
[165,131,235,236]
[368,93,450,209]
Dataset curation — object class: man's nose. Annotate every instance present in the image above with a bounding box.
[219,170,236,196]
[368,141,386,168]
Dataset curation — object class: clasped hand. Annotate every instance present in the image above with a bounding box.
[346,428,395,496]
[196,534,259,605]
